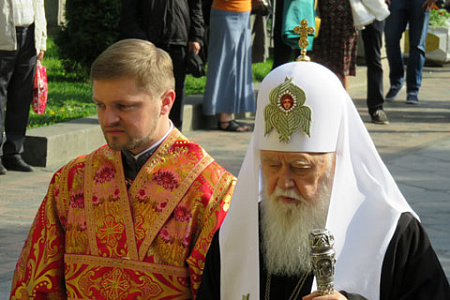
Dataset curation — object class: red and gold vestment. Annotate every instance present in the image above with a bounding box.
[10,129,235,299]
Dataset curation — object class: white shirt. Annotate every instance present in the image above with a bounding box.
[12,0,34,27]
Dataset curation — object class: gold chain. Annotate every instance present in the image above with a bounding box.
[265,271,309,300]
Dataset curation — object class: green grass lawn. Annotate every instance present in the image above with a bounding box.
[28,37,273,129]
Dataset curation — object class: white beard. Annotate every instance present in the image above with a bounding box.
[260,184,330,277]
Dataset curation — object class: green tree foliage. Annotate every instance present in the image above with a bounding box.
[56,0,121,78]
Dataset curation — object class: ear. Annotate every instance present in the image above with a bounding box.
[160,89,175,116]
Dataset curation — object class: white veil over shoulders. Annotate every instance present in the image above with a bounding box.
[219,62,416,300]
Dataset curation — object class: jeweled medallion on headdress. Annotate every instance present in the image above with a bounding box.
[264,77,312,143]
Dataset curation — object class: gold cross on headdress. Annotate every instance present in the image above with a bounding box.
[294,19,315,62]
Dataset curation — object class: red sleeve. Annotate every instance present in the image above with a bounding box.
[186,169,236,298]
[10,171,67,299]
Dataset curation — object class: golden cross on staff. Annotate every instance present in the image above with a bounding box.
[294,19,315,61]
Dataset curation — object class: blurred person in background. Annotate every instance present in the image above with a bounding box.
[384,0,437,104]
[310,0,358,91]
[202,0,255,132]
[120,0,205,130]
[0,0,47,175]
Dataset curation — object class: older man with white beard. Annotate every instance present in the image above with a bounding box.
[196,60,450,300]
[260,151,333,280]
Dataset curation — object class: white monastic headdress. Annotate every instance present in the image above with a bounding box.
[219,61,416,299]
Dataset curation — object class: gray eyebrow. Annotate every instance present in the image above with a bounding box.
[291,160,310,165]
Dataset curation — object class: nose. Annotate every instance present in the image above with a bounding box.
[277,168,295,190]
[102,108,120,126]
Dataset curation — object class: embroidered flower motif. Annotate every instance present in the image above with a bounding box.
[78,221,87,231]
[110,188,120,202]
[101,268,131,299]
[97,215,125,248]
[69,192,85,209]
[153,201,168,212]
[160,227,172,244]
[92,195,102,206]
[173,206,191,223]
[172,145,190,157]
[153,169,180,191]
[136,189,149,203]
[94,162,116,183]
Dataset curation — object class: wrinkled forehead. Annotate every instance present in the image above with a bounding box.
[259,151,336,169]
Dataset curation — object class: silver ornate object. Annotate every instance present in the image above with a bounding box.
[310,229,336,295]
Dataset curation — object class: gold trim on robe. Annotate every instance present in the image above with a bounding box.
[65,254,191,299]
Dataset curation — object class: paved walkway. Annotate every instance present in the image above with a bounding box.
[0,63,449,297]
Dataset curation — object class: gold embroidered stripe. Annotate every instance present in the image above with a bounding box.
[65,254,189,275]
[65,254,191,300]
[138,154,215,260]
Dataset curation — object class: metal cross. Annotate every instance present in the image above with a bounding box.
[294,19,315,61]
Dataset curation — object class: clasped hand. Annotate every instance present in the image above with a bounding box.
[303,290,347,300]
